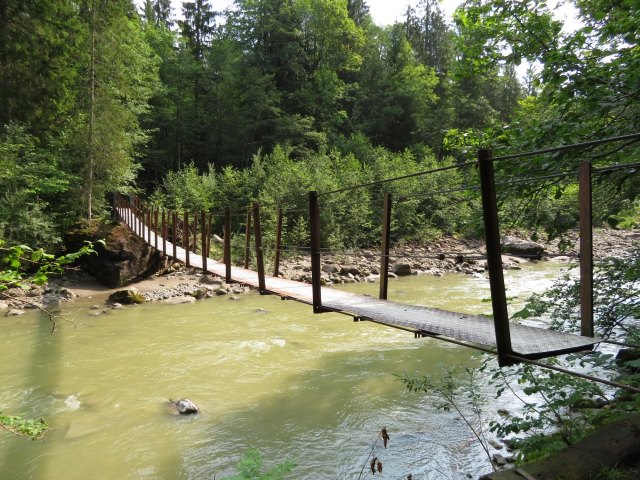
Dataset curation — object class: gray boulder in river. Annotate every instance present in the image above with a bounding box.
[501,236,545,259]
[169,398,199,415]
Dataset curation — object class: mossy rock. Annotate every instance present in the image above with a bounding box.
[108,288,145,305]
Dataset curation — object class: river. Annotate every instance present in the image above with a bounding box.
[0,262,566,479]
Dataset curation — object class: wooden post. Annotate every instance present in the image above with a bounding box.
[146,207,151,245]
[579,162,594,337]
[134,198,138,234]
[192,212,198,254]
[379,192,392,300]
[224,207,232,282]
[183,211,190,266]
[154,208,159,250]
[172,211,177,259]
[273,208,283,277]
[206,213,212,258]
[244,209,252,269]
[133,198,137,234]
[162,209,167,257]
[201,210,207,273]
[253,202,266,294]
[309,191,322,313]
[478,149,513,366]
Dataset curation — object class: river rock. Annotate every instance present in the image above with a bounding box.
[322,263,340,274]
[0,301,8,309]
[108,288,145,305]
[492,453,507,466]
[392,263,413,276]
[6,309,25,316]
[161,295,196,305]
[169,398,199,414]
[199,275,222,286]
[501,236,545,258]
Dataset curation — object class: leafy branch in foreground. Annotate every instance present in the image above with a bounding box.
[0,239,101,332]
[223,449,296,480]
[487,244,640,463]
[0,240,101,291]
[512,245,640,340]
[0,411,48,440]
[398,367,496,471]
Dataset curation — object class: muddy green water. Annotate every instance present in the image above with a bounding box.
[0,262,565,479]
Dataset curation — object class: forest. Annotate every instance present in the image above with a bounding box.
[0,0,638,249]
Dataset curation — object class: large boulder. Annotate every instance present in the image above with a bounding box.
[65,220,162,287]
[501,236,545,259]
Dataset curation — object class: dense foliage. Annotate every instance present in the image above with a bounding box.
[0,0,638,246]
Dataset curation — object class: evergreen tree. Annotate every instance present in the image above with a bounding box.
[74,0,159,220]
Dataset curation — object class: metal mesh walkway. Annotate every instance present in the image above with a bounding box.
[117,207,598,359]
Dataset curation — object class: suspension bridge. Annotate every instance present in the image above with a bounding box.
[113,133,640,386]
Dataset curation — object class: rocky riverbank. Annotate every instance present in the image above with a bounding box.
[1,228,637,314]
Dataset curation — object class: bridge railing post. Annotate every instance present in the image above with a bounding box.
[274,207,283,277]
[253,202,266,293]
[579,162,594,337]
[146,206,151,245]
[134,198,140,236]
[379,192,392,300]
[200,211,207,272]
[206,213,212,260]
[478,149,514,366]
[224,206,232,283]
[133,197,137,234]
[154,208,159,251]
[309,191,322,313]
[244,209,252,269]
[183,211,190,266]
[162,209,167,258]
[192,212,198,254]
[172,211,177,259]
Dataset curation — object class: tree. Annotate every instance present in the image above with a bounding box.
[346,0,370,27]
[180,0,216,60]
[0,123,71,245]
[74,0,159,221]
[0,1,81,136]
[354,24,438,150]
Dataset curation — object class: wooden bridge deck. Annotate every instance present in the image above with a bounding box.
[117,207,598,359]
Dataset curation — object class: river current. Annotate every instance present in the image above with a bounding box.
[0,262,565,479]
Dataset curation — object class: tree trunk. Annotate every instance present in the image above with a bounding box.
[87,0,96,222]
